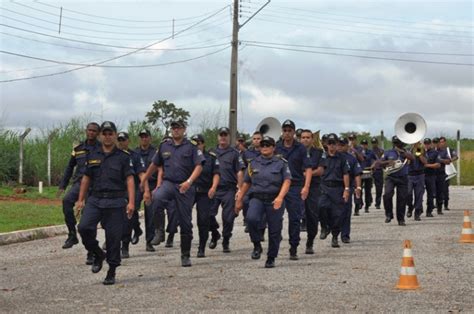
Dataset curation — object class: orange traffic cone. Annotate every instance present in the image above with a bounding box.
[395,240,420,290]
[460,210,474,243]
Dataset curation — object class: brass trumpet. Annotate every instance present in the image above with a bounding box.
[411,142,425,157]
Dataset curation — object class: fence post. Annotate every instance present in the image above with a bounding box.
[18,128,31,185]
[47,129,58,186]
[456,130,461,186]
[380,130,385,150]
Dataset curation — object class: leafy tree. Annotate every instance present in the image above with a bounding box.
[145,100,190,134]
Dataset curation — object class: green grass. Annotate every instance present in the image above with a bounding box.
[0,186,59,200]
[0,202,63,233]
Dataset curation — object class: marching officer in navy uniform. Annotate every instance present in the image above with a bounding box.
[141,120,204,267]
[380,136,414,226]
[208,127,245,253]
[191,134,220,258]
[75,121,136,285]
[337,137,362,244]
[406,141,427,221]
[423,138,441,217]
[235,136,292,268]
[241,131,262,233]
[438,136,458,211]
[134,129,160,251]
[116,132,148,258]
[318,134,350,248]
[359,139,376,213]
[300,130,324,254]
[275,119,312,260]
[370,137,384,209]
[433,137,450,215]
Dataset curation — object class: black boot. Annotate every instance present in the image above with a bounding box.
[91,246,106,273]
[85,251,94,265]
[289,246,298,260]
[62,229,79,249]
[209,231,221,249]
[320,228,330,240]
[197,237,206,258]
[260,229,265,242]
[265,257,275,268]
[146,242,155,252]
[165,233,175,248]
[305,239,314,254]
[121,242,130,259]
[331,236,340,248]
[131,228,143,245]
[180,235,192,267]
[251,242,263,260]
[103,266,116,285]
[222,237,231,253]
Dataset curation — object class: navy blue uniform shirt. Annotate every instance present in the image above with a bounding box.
[371,147,384,170]
[195,150,220,192]
[382,148,409,177]
[135,145,158,184]
[424,148,440,176]
[361,149,376,169]
[275,141,312,185]
[320,152,350,183]
[85,147,135,208]
[242,148,261,168]
[308,147,324,185]
[408,152,426,173]
[127,149,146,188]
[244,155,292,195]
[212,146,245,189]
[343,152,363,187]
[59,140,101,189]
[152,138,205,183]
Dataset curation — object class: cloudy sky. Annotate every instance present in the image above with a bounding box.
[1,0,473,138]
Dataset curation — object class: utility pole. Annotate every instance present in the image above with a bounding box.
[18,128,31,185]
[228,0,270,145]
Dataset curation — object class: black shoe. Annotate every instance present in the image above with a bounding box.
[197,249,205,258]
[265,257,275,268]
[85,251,94,265]
[150,232,162,246]
[244,225,249,233]
[398,221,406,226]
[131,228,143,245]
[364,209,369,213]
[91,248,105,273]
[121,247,130,259]
[426,213,434,217]
[444,206,450,211]
[385,217,392,223]
[414,216,421,221]
[222,239,231,253]
[146,242,155,252]
[305,246,314,254]
[354,210,360,216]
[331,236,340,248]
[181,254,192,267]
[375,205,381,209]
[289,246,298,260]
[102,267,116,285]
[437,210,444,215]
[251,243,263,260]
[341,237,350,244]
[320,228,330,240]
[208,233,221,250]
[165,233,174,248]
[62,235,79,249]
[407,211,413,218]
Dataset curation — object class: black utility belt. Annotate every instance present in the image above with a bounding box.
[195,186,210,193]
[217,184,237,191]
[408,170,424,176]
[251,192,278,202]
[322,181,343,188]
[91,191,127,198]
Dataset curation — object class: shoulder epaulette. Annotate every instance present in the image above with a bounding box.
[209,151,217,157]
[120,149,130,155]
[190,139,198,146]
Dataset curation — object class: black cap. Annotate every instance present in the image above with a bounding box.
[361,139,368,145]
[281,119,296,130]
[170,120,186,128]
[327,133,338,144]
[117,131,129,140]
[371,137,378,144]
[348,133,357,139]
[392,135,401,143]
[191,134,205,143]
[423,138,432,144]
[218,127,230,135]
[260,136,276,146]
[295,128,303,136]
[338,136,349,145]
[237,133,246,141]
[100,121,117,133]
[321,134,328,141]
[138,129,151,136]
[432,137,440,143]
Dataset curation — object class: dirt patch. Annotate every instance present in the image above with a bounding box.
[0,196,61,206]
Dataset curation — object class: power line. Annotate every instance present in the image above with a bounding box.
[250,17,472,44]
[243,43,474,66]
[0,5,230,83]
[270,4,474,29]
[0,45,230,69]
[241,40,474,57]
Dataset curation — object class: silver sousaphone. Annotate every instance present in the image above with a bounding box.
[256,117,281,140]
[385,113,427,175]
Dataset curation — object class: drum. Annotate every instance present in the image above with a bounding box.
[361,168,372,180]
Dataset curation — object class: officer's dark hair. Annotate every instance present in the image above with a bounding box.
[301,129,313,136]
[439,136,447,142]
[252,131,262,136]
[87,122,100,131]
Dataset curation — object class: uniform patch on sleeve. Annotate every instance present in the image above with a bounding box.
[88,159,101,165]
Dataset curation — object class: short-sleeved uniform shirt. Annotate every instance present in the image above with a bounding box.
[59,140,101,189]
[127,149,146,189]
[135,144,158,185]
[211,146,245,189]
[382,148,409,177]
[152,138,205,183]
[275,141,312,185]
[320,152,350,183]
[195,150,220,193]
[244,155,292,195]
[424,148,440,176]
[343,152,363,187]
[308,147,324,186]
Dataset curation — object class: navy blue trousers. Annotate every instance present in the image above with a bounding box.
[435,174,446,210]
[383,176,408,222]
[78,202,124,267]
[247,198,284,258]
[341,189,354,239]
[372,170,383,207]
[63,182,81,234]
[304,184,321,243]
[284,185,304,248]
[194,192,212,245]
[407,174,425,217]
[319,186,344,237]
[425,175,436,214]
[209,188,237,240]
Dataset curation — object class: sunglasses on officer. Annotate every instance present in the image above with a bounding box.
[261,142,274,148]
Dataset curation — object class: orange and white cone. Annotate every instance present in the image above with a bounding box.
[395,240,420,290]
[460,210,474,243]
